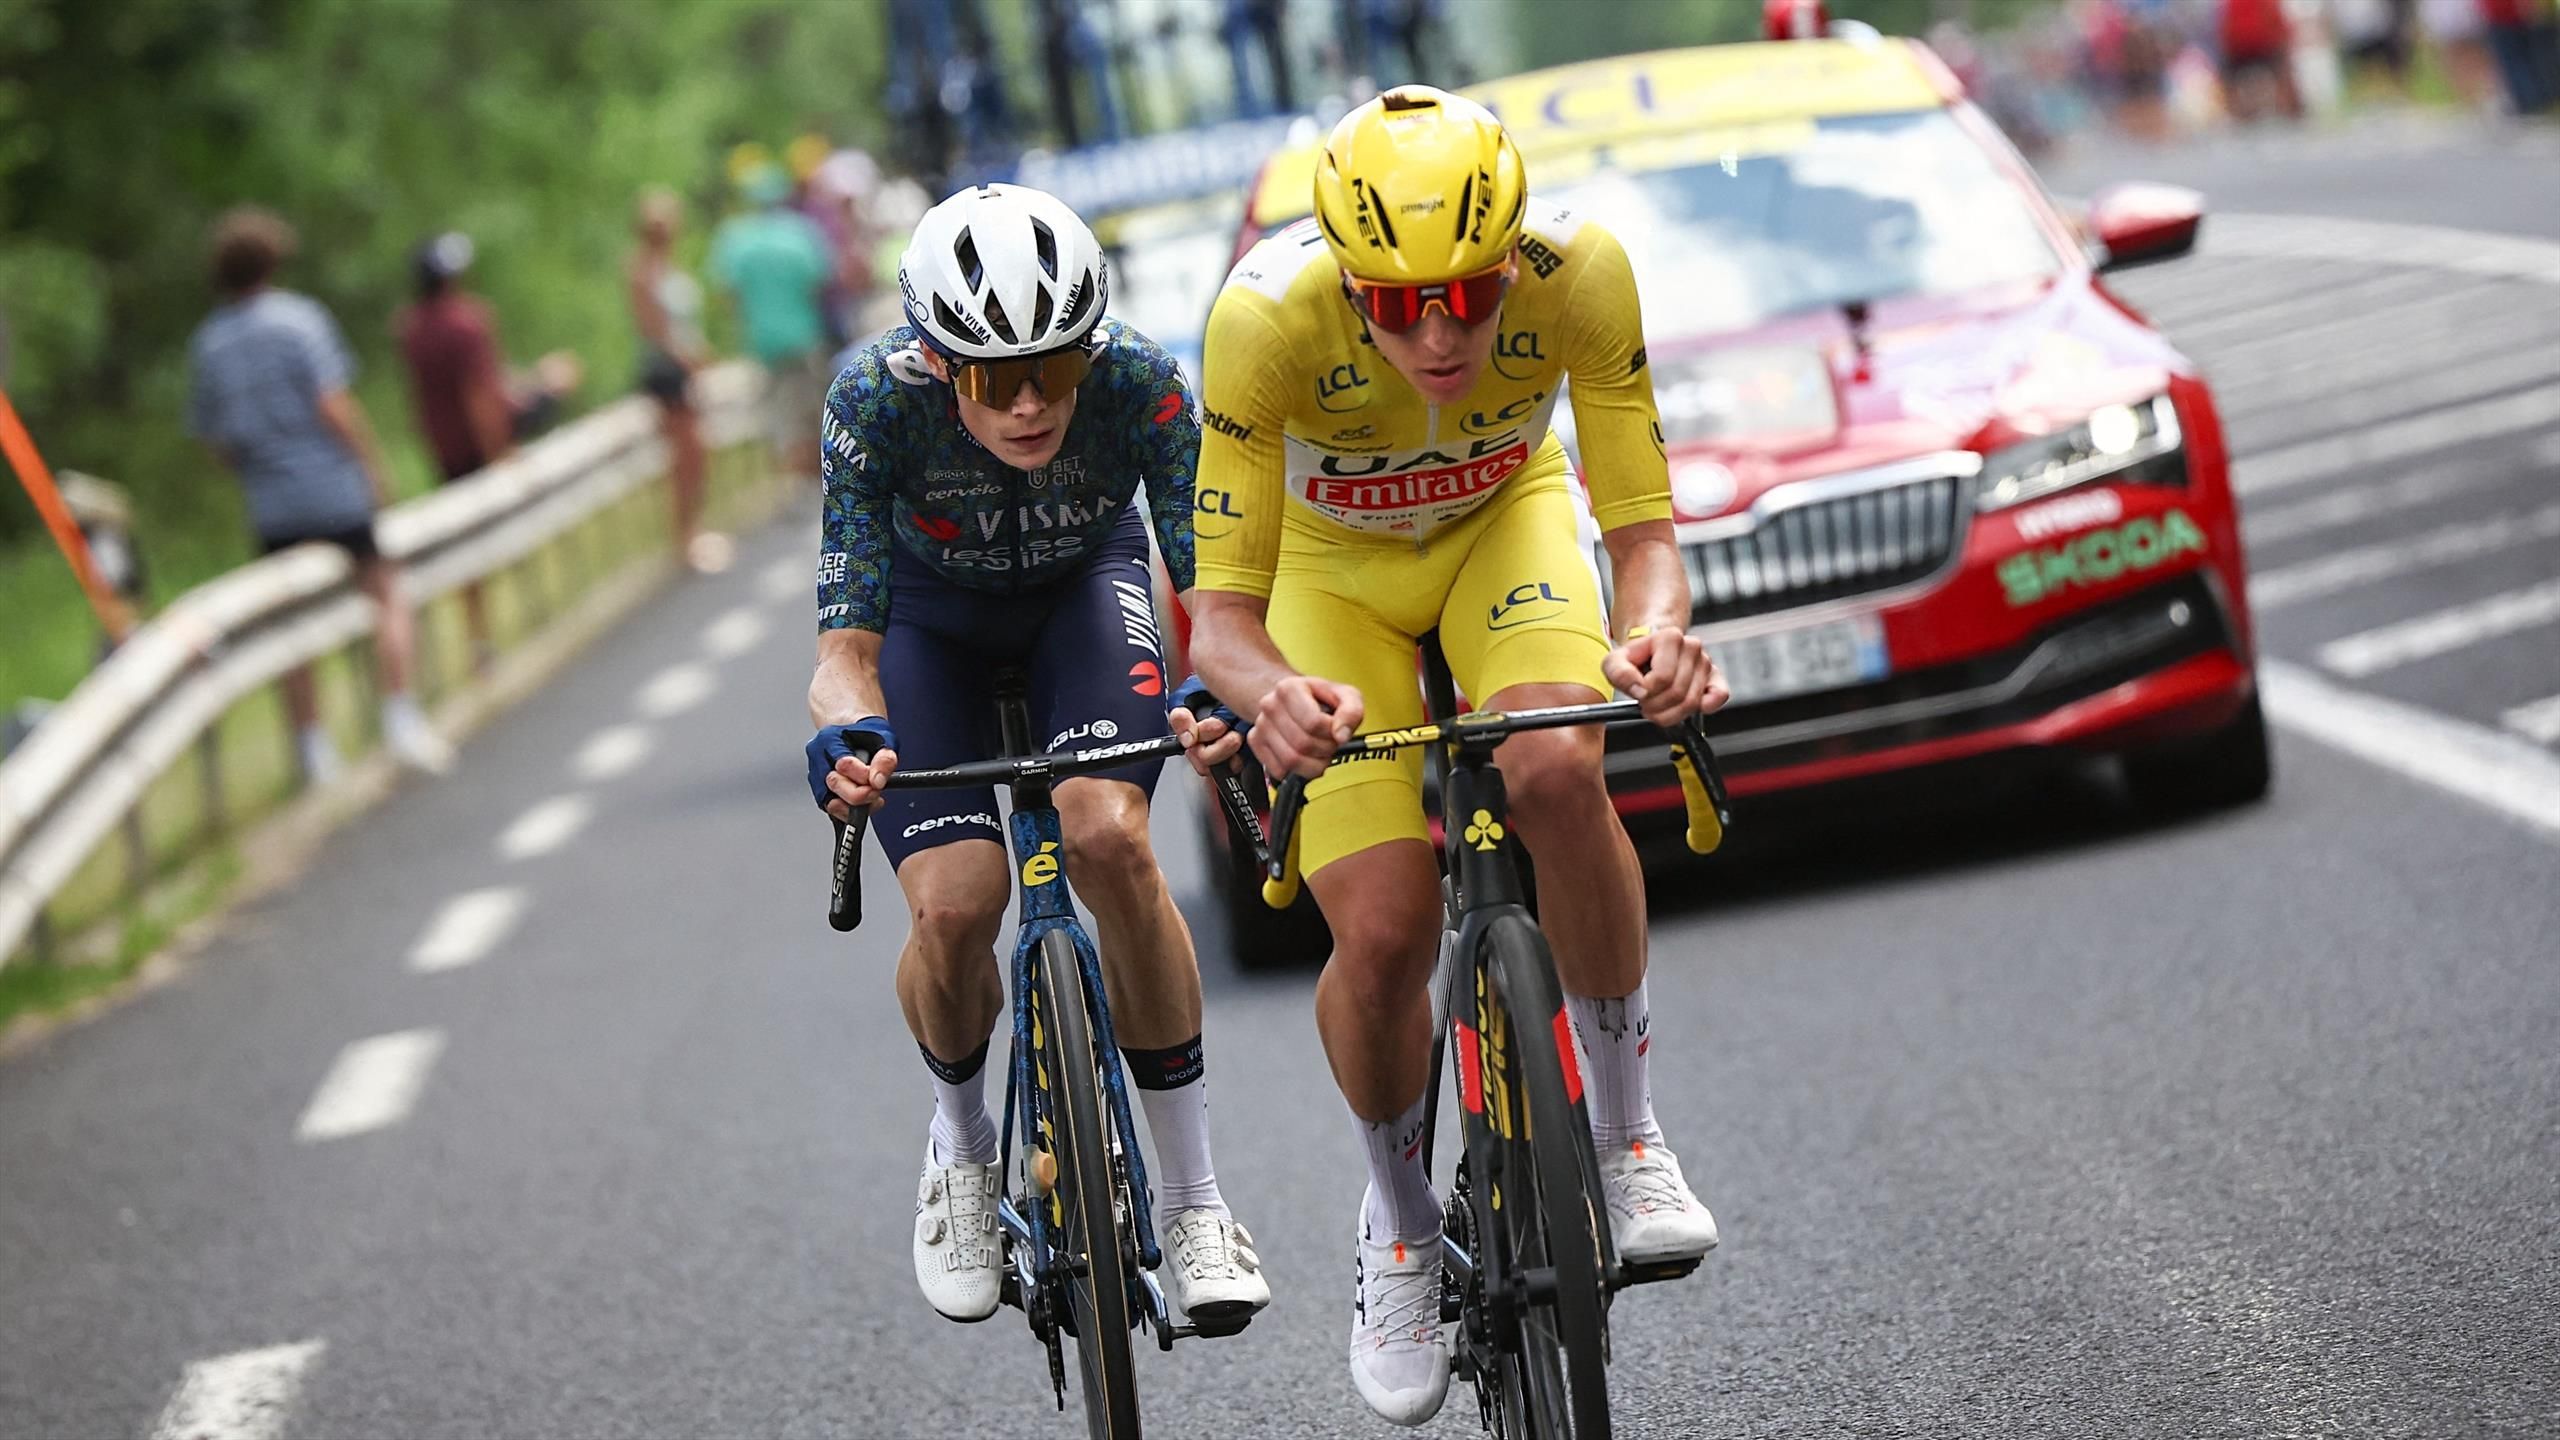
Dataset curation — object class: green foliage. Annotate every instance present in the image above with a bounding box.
[0,0,889,693]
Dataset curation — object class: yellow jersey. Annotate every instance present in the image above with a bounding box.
[1193,198,1671,598]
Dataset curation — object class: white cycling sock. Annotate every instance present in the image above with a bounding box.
[923,1040,1000,1166]
[1357,1092,1441,1242]
[1126,1035,1226,1217]
[1568,980,1665,1151]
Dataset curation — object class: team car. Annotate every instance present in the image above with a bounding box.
[1182,35,2265,962]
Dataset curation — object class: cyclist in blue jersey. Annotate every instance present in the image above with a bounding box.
[803,185,1269,1327]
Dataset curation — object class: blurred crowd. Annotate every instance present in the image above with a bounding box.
[26,134,934,783]
[1938,0,2560,153]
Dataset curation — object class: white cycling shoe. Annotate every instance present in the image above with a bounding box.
[914,1143,1004,1322]
[1160,1207,1270,1323]
[1597,1137,1720,1264]
[1347,1196,1452,1426]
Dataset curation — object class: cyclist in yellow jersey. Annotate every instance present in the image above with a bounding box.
[1189,87,1731,1425]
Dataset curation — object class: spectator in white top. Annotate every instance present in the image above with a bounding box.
[187,206,450,780]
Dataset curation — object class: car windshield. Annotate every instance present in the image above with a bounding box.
[1545,107,2062,336]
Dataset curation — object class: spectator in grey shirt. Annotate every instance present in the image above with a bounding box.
[188,207,450,779]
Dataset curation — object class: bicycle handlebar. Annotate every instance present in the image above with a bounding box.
[1253,700,1732,910]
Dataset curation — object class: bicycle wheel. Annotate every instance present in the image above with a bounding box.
[1479,914,1611,1440]
[1031,929,1143,1439]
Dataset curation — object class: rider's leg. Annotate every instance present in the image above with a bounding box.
[889,839,1012,1164]
[1055,775,1222,1212]
[1307,840,1446,1240]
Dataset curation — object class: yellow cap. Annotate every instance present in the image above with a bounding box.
[1313,85,1528,284]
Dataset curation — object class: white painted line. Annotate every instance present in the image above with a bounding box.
[572,723,654,783]
[406,886,527,974]
[2238,384,2560,495]
[2169,268,2450,348]
[2212,213,2560,289]
[296,1030,445,1142]
[2502,692,2560,746]
[2229,341,2560,448]
[2251,502,2560,608]
[760,552,807,603]
[702,606,768,659]
[150,1340,325,1440]
[2317,576,2560,678]
[496,793,591,861]
[634,661,716,718]
[2264,661,2560,842]
[2244,462,2505,545]
[2213,305,2560,418]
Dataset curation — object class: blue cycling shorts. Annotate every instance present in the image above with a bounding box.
[875,505,1172,868]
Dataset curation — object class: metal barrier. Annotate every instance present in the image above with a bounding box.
[0,362,773,970]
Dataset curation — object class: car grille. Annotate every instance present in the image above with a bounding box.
[1685,471,1970,624]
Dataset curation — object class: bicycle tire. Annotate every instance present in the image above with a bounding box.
[1481,914,1612,1440]
[1032,929,1143,1439]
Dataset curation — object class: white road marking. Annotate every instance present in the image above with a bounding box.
[406,887,527,973]
[149,1340,325,1440]
[2250,502,2560,608]
[573,723,654,783]
[2227,341,2560,446]
[2212,304,2560,418]
[496,793,591,860]
[2264,661,2560,841]
[2243,462,2506,545]
[702,606,768,659]
[296,1030,445,1142]
[2185,276,2515,368]
[2317,577,2560,678]
[2504,692,2560,745]
[2167,267,2451,347]
[760,552,808,603]
[2211,213,2560,288]
[2238,384,2560,495]
[634,661,716,718]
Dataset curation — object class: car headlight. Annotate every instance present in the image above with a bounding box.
[1975,393,2185,512]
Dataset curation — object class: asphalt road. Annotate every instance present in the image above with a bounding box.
[5,121,2559,1440]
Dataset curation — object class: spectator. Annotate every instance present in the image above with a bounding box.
[627,188,722,574]
[395,232,508,668]
[2421,0,2505,108]
[187,207,450,781]
[2481,0,2560,113]
[2335,0,2415,98]
[56,471,147,657]
[2219,0,2301,121]
[710,164,832,483]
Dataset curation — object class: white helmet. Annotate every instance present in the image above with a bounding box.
[898,183,1108,360]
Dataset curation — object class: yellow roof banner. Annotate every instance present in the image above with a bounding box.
[1249,40,1946,227]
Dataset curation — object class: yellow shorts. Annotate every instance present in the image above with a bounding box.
[1267,448,1611,877]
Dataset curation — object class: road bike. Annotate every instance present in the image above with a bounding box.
[1197,638,1729,1439]
[824,669,1252,1440]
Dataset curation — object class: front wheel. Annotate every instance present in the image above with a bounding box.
[1031,930,1143,1439]
[2122,690,2272,815]
[1478,915,1612,1439]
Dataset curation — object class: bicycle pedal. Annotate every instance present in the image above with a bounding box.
[1176,1310,1256,1341]
[1617,1255,1703,1288]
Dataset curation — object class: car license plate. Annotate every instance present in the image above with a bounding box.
[1713,615,1888,705]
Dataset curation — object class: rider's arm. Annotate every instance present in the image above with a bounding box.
[1560,225,1726,720]
[808,627,888,726]
[1187,292,1361,771]
[1558,224,1673,539]
[810,369,895,719]
[1125,330,1202,595]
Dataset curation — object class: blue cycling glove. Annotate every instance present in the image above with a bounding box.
[806,717,898,811]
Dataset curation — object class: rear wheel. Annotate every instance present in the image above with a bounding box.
[1031,930,1142,1439]
[2123,690,2272,815]
[1479,915,1612,1440]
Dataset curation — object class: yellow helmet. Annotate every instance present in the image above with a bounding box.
[1312,85,1527,284]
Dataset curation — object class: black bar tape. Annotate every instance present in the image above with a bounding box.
[919,1038,992,1086]
[1120,1034,1206,1091]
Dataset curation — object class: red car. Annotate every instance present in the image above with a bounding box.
[1179,39,2264,962]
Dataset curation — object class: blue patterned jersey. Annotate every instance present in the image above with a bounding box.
[817,319,1200,633]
